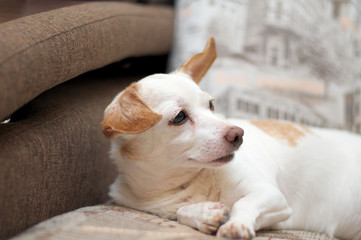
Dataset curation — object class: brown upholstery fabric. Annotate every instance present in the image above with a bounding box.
[0,63,155,239]
[0,2,174,120]
[12,205,338,240]
[0,1,81,24]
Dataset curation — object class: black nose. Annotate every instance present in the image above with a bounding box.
[225,127,244,149]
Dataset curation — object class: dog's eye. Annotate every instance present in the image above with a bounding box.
[209,99,215,111]
[171,111,187,125]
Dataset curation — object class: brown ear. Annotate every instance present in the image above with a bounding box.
[176,36,217,84]
[101,83,162,139]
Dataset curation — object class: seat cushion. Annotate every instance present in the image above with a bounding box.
[12,205,338,240]
[0,1,173,120]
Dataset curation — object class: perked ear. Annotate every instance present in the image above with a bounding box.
[101,83,162,139]
[176,36,217,84]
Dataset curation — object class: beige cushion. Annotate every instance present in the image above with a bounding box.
[12,205,338,240]
[0,2,173,120]
[256,230,339,240]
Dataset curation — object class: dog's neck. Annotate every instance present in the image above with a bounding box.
[109,142,229,219]
[118,156,204,198]
[112,142,202,194]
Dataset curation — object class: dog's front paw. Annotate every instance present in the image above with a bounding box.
[177,202,230,234]
[216,220,255,239]
[198,202,230,234]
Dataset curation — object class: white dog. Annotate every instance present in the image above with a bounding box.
[102,37,361,239]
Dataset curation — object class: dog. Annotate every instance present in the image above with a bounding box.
[101,37,361,239]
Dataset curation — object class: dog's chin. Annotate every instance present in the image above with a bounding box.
[188,153,235,168]
[208,153,235,167]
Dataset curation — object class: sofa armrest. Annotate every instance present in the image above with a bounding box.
[0,2,174,121]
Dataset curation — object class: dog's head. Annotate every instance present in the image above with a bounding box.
[102,37,243,168]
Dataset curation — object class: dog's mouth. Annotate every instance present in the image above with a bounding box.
[188,153,235,167]
[208,153,235,167]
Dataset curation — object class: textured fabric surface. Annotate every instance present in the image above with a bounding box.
[12,205,338,240]
[256,230,339,240]
[0,66,151,239]
[0,0,81,23]
[0,1,174,120]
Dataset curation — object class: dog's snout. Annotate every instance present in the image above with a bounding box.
[225,127,244,149]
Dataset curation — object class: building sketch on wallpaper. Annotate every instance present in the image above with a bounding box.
[217,87,326,127]
[170,0,361,133]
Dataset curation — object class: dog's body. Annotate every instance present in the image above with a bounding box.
[102,38,361,239]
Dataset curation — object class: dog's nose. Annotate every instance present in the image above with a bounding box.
[225,127,244,149]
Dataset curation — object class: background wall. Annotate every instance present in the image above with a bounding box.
[169,0,361,134]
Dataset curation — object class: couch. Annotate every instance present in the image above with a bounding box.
[0,1,337,239]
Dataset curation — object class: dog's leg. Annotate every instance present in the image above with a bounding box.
[217,185,292,239]
[177,202,230,234]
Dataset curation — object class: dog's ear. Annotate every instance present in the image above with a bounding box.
[101,83,162,139]
[176,36,217,84]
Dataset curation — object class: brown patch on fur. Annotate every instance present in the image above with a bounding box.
[176,36,217,84]
[298,124,313,134]
[250,120,307,147]
[102,83,162,139]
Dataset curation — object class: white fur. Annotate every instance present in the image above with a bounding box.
[106,72,361,239]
